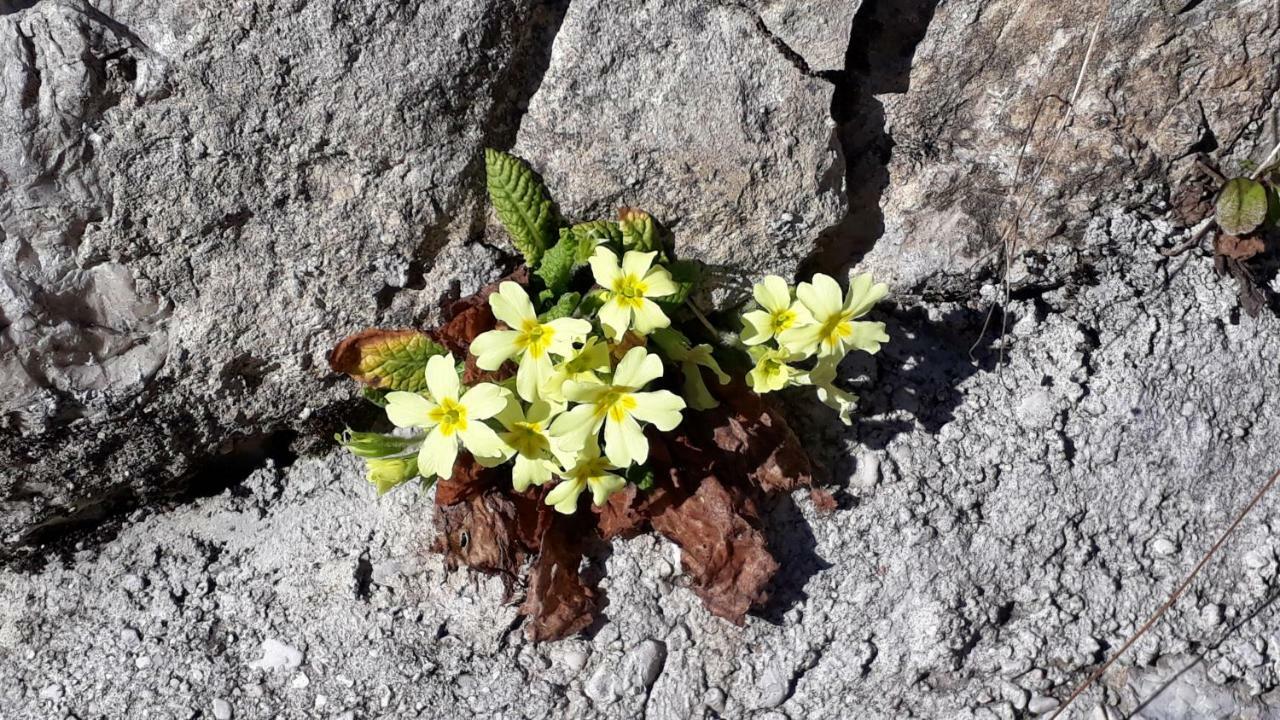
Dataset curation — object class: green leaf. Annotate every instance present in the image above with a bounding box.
[619,208,662,254]
[363,387,390,407]
[655,260,702,311]
[625,463,656,492]
[1267,185,1280,228]
[1216,177,1269,235]
[329,329,446,392]
[538,291,581,321]
[337,428,420,458]
[535,222,619,297]
[484,148,558,265]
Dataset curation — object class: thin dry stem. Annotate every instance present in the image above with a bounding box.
[1049,466,1280,719]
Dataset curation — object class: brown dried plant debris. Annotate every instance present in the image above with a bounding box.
[337,277,823,640]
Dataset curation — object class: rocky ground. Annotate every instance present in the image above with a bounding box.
[4,0,1280,718]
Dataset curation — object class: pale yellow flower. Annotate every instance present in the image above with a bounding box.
[747,345,804,393]
[589,247,678,340]
[365,455,418,495]
[384,354,510,480]
[650,328,730,411]
[540,336,611,402]
[799,359,858,425]
[778,273,889,358]
[470,282,592,401]
[543,439,626,514]
[493,399,574,492]
[549,346,685,467]
[740,275,812,346]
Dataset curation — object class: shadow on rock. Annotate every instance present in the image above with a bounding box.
[803,0,941,276]
[756,492,832,624]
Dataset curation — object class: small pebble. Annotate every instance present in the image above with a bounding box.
[212,698,232,720]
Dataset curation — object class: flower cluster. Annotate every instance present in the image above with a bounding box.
[741,272,889,424]
[362,248,692,514]
[332,149,889,514]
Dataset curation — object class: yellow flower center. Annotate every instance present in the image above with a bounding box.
[611,274,649,309]
[819,312,854,349]
[504,421,549,457]
[429,397,468,436]
[518,320,555,358]
[571,458,612,482]
[769,308,798,334]
[595,388,639,423]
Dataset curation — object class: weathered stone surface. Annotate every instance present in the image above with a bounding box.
[0,0,558,546]
[859,0,1280,295]
[747,0,861,73]
[514,0,846,303]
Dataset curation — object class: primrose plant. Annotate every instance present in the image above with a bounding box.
[331,149,890,515]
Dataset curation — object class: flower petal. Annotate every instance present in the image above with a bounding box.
[512,455,555,491]
[425,353,461,401]
[641,266,677,297]
[516,351,554,402]
[777,323,821,357]
[589,246,622,288]
[847,321,890,354]
[588,473,627,506]
[603,413,649,467]
[458,421,508,462]
[612,346,663,389]
[493,392,525,431]
[621,250,657,279]
[417,427,457,480]
[754,275,792,313]
[489,281,536,328]
[545,318,592,355]
[385,391,435,429]
[469,330,522,371]
[460,382,509,419]
[797,273,843,318]
[629,389,685,431]
[844,273,889,318]
[597,297,631,340]
[740,309,775,346]
[544,477,586,514]
[630,298,670,335]
[562,380,608,404]
[549,404,602,449]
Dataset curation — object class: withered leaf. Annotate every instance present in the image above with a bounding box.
[432,489,524,578]
[434,452,502,506]
[1214,233,1266,261]
[705,380,815,493]
[328,329,444,391]
[434,269,527,384]
[650,476,778,624]
[520,511,599,641]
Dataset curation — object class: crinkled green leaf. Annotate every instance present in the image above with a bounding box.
[625,464,656,492]
[535,222,619,297]
[363,387,390,407]
[538,291,581,321]
[485,148,558,265]
[329,329,446,392]
[619,208,662,254]
[1216,177,1269,235]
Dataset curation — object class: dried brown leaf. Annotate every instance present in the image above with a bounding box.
[650,476,778,624]
[520,512,599,641]
[432,489,524,578]
[434,453,502,506]
[1214,233,1266,261]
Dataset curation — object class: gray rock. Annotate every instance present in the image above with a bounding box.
[514,0,846,305]
[212,698,232,720]
[745,0,862,73]
[860,0,1280,296]
[0,0,562,547]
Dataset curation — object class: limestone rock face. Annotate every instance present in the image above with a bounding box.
[0,0,852,545]
[860,0,1280,295]
[0,0,558,543]
[514,0,846,302]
